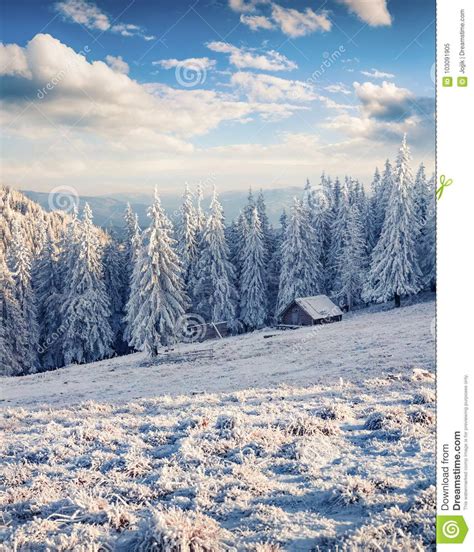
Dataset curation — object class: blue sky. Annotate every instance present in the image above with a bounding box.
[0,0,435,195]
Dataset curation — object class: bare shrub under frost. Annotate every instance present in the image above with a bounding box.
[412,388,435,404]
[119,507,227,551]
[285,414,340,437]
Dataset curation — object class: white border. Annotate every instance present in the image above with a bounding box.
[437,0,473,547]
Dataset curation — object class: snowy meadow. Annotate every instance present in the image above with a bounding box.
[0,300,435,550]
[1,373,435,551]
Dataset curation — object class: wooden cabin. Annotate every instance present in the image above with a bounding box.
[181,320,229,343]
[279,295,343,326]
[201,322,229,341]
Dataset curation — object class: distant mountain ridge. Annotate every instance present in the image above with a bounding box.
[23,187,304,232]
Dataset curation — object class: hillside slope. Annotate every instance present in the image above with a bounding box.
[1,299,435,408]
[0,299,436,550]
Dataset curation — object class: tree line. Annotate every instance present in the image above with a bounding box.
[0,136,435,376]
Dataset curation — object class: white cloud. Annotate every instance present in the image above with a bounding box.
[2,128,433,196]
[240,14,275,31]
[55,0,155,39]
[228,0,267,13]
[325,81,434,147]
[324,83,352,95]
[337,0,392,26]
[1,34,305,146]
[319,96,356,111]
[354,80,413,119]
[360,68,395,79]
[0,43,32,78]
[231,72,317,102]
[206,41,297,71]
[271,4,331,37]
[105,55,129,74]
[55,0,109,30]
[1,35,433,195]
[154,57,216,71]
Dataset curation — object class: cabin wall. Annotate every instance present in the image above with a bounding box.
[313,315,342,325]
[281,305,343,326]
[281,305,313,326]
[203,324,229,340]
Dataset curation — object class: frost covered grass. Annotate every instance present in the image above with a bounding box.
[0,373,435,550]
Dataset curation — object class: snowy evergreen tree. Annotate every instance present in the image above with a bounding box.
[124,204,141,270]
[57,208,80,286]
[243,188,256,224]
[365,135,422,307]
[103,239,128,355]
[194,189,238,329]
[187,182,207,311]
[332,177,342,214]
[303,178,326,273]
[267,210,286,317]
[61,204,113,364]
[32,217,48,257]
[0,255,31,376]
[419,175,436,290]
[322,176,342,291]
[125,191,187,356]
[123,204,141,346]
[372,160,394,244]
[256,190,274,260]
[10,220,40,372]
[239,207,268,330]
[368,167,381,250]
[277,198,323,315]
[413,163,429,225]
[327,178,353,298]
[194,182,206,235]
[226,219,241,277]
[279,209,288,232]
[177,184,199,296]
[334,191,368,310]
[34,234,64,370]
[234,212,248,276]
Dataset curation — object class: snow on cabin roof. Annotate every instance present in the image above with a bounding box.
[293,295,343,320]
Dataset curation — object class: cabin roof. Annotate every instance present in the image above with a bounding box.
[283,295,343,320]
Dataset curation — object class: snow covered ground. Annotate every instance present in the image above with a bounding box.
[1,298,435,408]
[0,298,435,550]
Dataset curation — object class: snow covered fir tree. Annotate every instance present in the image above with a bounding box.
[0,136,436,375]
